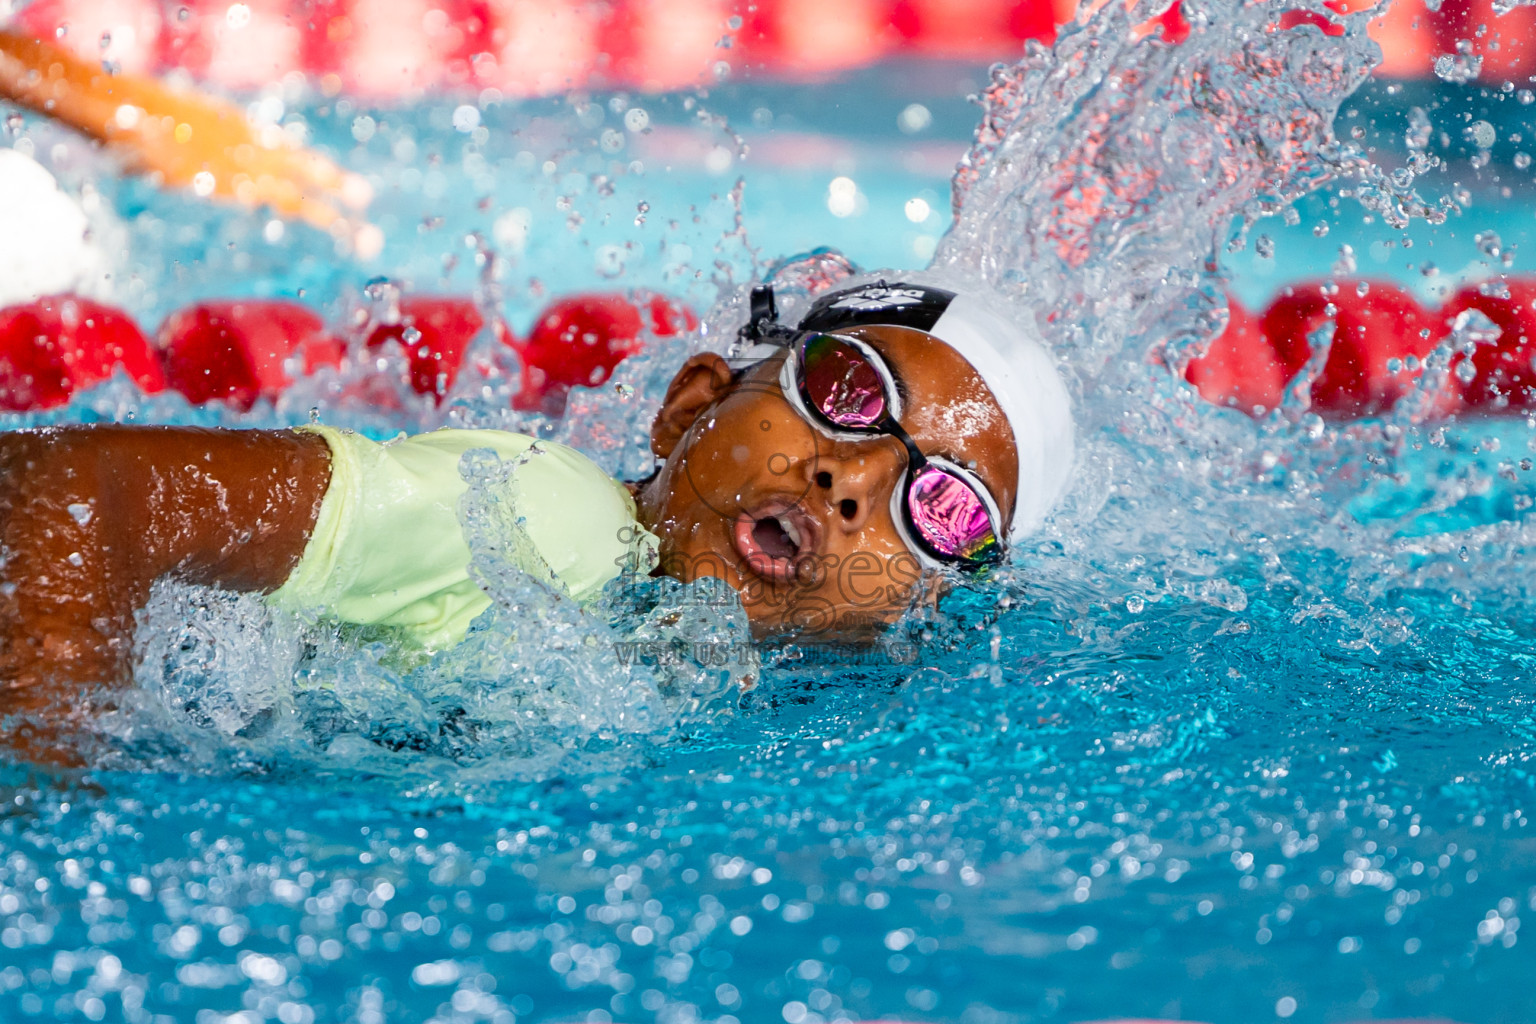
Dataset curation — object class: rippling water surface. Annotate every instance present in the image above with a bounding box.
[5,0,1536,1020]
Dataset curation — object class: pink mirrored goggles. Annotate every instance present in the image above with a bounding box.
[777,330,1005,571]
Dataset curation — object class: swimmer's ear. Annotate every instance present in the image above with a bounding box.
[651,353,735,459]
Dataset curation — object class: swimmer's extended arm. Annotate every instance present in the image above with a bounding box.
[0,427,329,753]
[0,30,372,236]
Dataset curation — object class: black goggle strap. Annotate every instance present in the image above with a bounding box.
[729,285,802,370]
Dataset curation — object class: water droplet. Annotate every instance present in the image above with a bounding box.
[1255,234,1275,258]
[703,146,733,175]
[1125,595,1145,614]
[1476,229,1502,259]
[634,200,649,227]
[67,503,93,526]
[898,104,933,134]
[623,108,650,133]
[1356,280,1370,297]
[403,326,423,345]
[1405,107,1433,150]
[827,176,861,218]
[594,244,627,278]
[1465,120,1496,149]
[1331,243,1356,276]
[98,31,111,50]
[1313,222,1330,238]
[1433,51,1482,84]
[1517,152,1532,170]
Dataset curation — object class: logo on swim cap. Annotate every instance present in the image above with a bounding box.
[827,286,930,311]
[799,281,956,335]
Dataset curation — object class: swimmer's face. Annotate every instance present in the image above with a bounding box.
[636,325,1019,638]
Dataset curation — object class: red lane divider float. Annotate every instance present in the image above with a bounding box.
[7,279,1536,422]
[1261,280,1438,419]
[508,292,697,415]
[1186,279,1536,419]
[1443,281,1536,410]
[159,300,341,410]
[359,296,485,401]
[1182,299,1282,414]
[15,0,1529,99]
[0,289,691,414]
[0,295,164,411]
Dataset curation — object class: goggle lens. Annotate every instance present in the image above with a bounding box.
[799,334,887,428]
[906,466,1001,563]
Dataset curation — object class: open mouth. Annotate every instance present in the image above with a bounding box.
[733,504,817,584]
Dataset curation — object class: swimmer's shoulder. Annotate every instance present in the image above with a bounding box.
[393,429,651,599]
[298,425,631,511]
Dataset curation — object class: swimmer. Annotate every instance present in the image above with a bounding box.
[0,277,1074,751]
[0,28,372,238]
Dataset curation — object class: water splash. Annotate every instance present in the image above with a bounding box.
[79,435,748,788]
[7,3,1536,1020]
[937,0,1450,378]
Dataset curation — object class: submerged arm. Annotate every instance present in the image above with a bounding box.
[0,427,330,735]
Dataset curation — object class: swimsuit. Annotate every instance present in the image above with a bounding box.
[268,426,658,650]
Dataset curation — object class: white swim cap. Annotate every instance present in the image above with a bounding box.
[735,274,1076,543]
[0,151,112,308]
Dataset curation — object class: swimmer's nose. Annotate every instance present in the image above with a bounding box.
[810,444,904,534]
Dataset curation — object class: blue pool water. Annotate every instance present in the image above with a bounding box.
[5,3,1536,1022]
